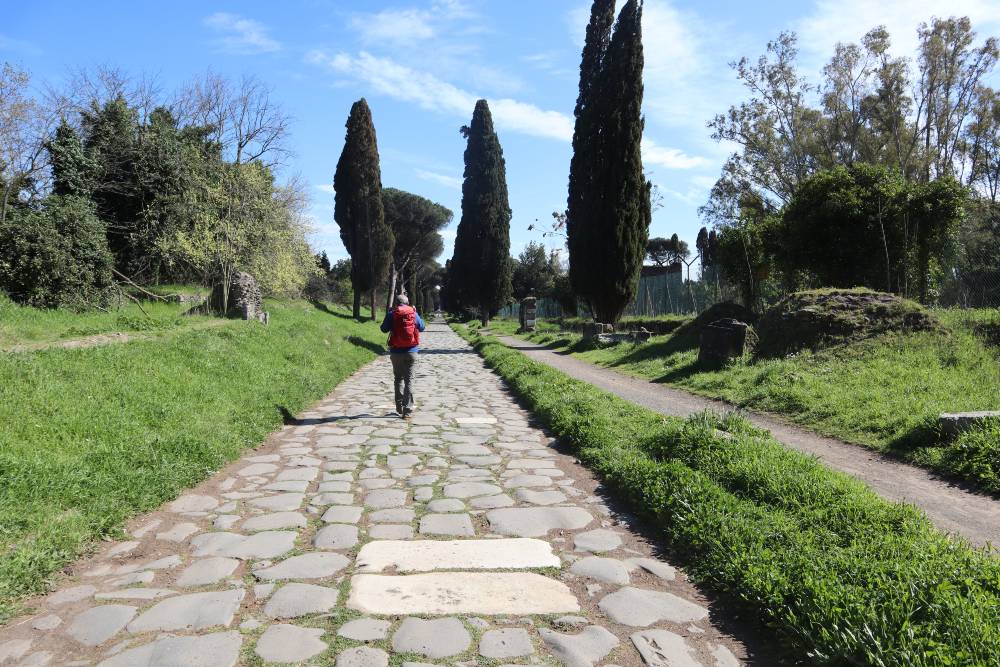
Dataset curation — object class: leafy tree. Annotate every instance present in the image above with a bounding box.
[0,62,49,225]
[47,121,94,198]
[334,98,392,319]
[382,187,451,308]
[0,195,113,309]
[512,241,556,299]
[646,234,689,266]
[715,216,778,310]
[448,100,513,325]
[316,251,332,275]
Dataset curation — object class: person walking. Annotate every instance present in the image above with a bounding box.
[380,294,426,418]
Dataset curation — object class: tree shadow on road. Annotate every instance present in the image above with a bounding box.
[346,335,386,355]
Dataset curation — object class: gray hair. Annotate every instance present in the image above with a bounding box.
[395,294,410,306]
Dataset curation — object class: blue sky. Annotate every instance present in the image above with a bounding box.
[6,0,1000,265]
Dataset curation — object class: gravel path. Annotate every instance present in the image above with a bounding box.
[0,322,751,666]
[495,335,1000,548]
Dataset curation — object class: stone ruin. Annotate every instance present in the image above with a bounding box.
[208,271,268,323]
[698,318,751,365]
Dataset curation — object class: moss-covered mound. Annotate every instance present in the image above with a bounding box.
[669,302,755,351]
[756,288,943,358]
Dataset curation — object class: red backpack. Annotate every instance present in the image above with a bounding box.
[388,304,420,349]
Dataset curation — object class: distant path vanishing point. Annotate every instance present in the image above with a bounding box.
[495,335,1000,549]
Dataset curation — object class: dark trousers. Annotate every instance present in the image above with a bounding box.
[390,352,417,413]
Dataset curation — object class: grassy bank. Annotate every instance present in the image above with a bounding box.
[0,292,217,349]
[0,300,383,620]
[454,322,1000,666]
[485,311,1000,493]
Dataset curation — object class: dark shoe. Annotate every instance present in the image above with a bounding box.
[402,409,412,420]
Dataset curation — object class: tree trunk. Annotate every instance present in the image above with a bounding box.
[353,289,362,319]
[369,288,376,321]
[385,264,398,311]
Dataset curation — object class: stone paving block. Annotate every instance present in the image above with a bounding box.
[626,557,677,581]
[254,552,350,580]
[322,505,363,523]
[370,508,416,523]
[356,538,560,572]
[427,499,466,512]
[598,587,709,627]
[248,493,304,511]
[469,493,515,509]
[275,467,319,482]
[155,522,199,542]
[264,582,339,618]
[515,489,568,506]
[94,588,176,601]
[48,585,95,606]
[176,557,240,587]
[419,513,475,536]
[479,628,535,658]
[168,495,218,513]
[573,529,622,553]
[444,482,502,498]
[315,523,360,550]
[255,623,327,663]
[349,573,579,615]
[539,625,619,667]
[630,629,700,667]
[190,530,297,559]
[65,605,136,646]
[337,646,391,667]
[486,507,593,537]
[127,589,244,633]
[338,617,392,641]
[369,524,415,540]
[392,617,471,658]
[365,489,408,508]
[242,512,307,532]
[96,630,242,667]
[569,557,631,585]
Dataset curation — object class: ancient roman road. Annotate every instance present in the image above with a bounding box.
[0,321,749,666]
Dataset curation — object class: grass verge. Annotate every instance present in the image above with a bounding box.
[0,300,383,621]
[454,322,1000,666]
[484,312,1000,494]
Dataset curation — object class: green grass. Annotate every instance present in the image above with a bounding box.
[0,293,218,348]
[485,312,1000,493]
[0,300,384,621]
[454,322,1000,666]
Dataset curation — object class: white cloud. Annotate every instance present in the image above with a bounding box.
[351,8,436,46]
[416,168,463,190]
[204,13,280,54]
[315,184,336,195]
[797,0,1000,67]
[643,138,710,169]
[309,50,572,141]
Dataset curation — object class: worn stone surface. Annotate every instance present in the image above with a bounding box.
[0,320,744,667]
[263,582,339,618]
[255,623,327,663]
[631,629,700,667]
[349,573,579,615]
[338,617,392,641]
[356,538,560,573]
[539,626,619,667]
[479,627,534,658]
[97,631,242,667]
[599,587,709,627]
[392,617,471,658]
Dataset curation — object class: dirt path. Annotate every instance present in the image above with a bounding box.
[3,319,230,354]
[495,335,1000,549]
[0,322,760,666]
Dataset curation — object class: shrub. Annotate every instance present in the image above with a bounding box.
[755,288,943,358]
[0,196,113,309]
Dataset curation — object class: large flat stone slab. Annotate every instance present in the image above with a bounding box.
[253,552,350,580]
[392,617,471,658]
[255,623,327,663]
[264,582,339,618]
[355,538,560,573]
[598,587,708,627]
[96,631,242,667]
[348,572,579,615]
[65,605,136,646]
[486,507,593,537]
[190,531,297,560]
[630,629,700,667]
[127,590,244,633]
[539,626,619,667]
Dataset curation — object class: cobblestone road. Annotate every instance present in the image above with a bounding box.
[0,322,747,666]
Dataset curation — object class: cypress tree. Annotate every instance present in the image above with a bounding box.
[567,0,651,325]
[334,98,393,319]
[448,99,513,325]
[47,121,95,198]
[567,0,615,310]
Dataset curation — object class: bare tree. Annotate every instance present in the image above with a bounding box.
[0,62,53,223]
[176,72,291,166]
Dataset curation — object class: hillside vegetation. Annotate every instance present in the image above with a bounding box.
[487,304,1000,492]
[0,300,383,620]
